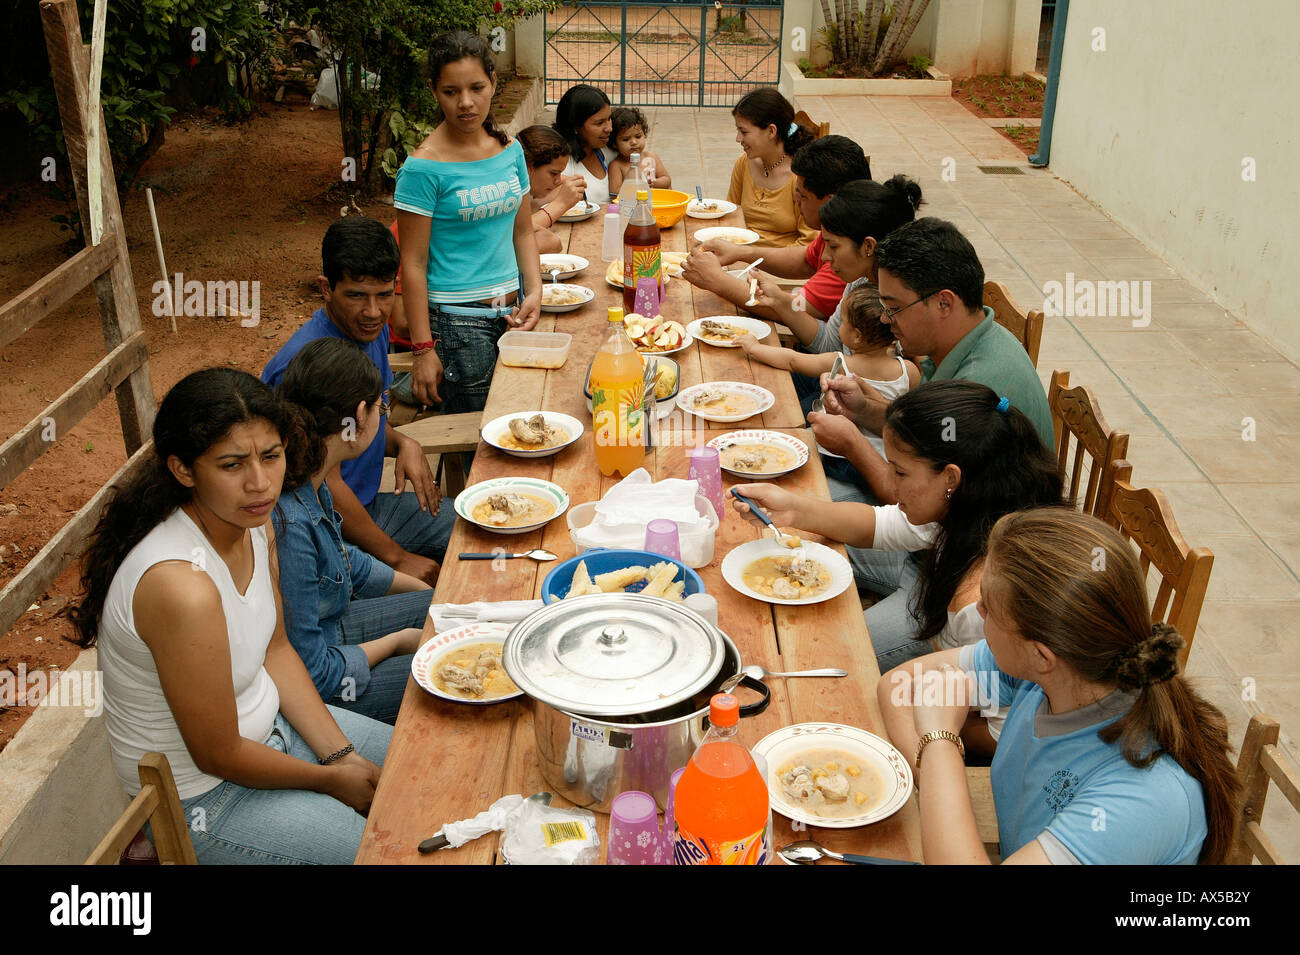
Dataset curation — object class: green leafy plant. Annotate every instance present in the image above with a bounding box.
[908,54,932,74]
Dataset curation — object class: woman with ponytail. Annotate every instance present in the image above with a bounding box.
[878,508,1239,864]
[70,369,392,864]
[395,30,542,412]
[753,174,922,353]
[733,380,1061,674]
[728,88,818,247]
[274,338,433,726]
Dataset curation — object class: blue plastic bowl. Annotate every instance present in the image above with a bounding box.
[541,549,706,604]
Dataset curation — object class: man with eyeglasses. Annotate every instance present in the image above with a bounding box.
[263,217,453,586]
[812,217,1053,499]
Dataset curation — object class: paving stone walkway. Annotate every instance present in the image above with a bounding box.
[537,95,1300,856]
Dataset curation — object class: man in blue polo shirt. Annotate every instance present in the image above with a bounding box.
[263,218,452,585]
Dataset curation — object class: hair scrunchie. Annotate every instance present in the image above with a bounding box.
[996,396,1010,413]
[787,121,798,137]
[1114,622,1184,690]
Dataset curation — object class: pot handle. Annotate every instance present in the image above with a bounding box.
[703,675,770,730]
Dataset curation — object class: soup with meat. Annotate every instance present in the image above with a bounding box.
[433,642,519,701]
[691,389,758,418]
[743,555,830,600]
[719,443,795,474]
[471,491,554,527]
[496,414,569,452]
[775,749,884,818]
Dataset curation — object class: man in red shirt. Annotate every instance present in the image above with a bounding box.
[681,135,871,332]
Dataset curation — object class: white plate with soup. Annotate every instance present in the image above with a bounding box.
[454,477,570,536]
[693,226,760,246]
[539,254,590,280]
[676,381,774,424]
[752,723,913,828]
[540,283,595,313]
[556,200,601,223]
[481,411,583,458]
[706,429,809,479]
[721,539,853,606]
[687,315,772,348]
[686,197,738,220]
[411,622,522,705]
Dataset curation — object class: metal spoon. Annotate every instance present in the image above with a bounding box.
[721,664,847,693]
[779,839,919,866]
[459,549,559,562]
[729,489,804,556]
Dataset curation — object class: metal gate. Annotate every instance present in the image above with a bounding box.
[544,1,784,107]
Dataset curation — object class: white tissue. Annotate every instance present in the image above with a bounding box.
[441,793,525,848]
[589,469,707,537]
[428,599,544,634]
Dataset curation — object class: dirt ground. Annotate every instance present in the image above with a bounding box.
[0,78,526,750]
[951,75,1044,155]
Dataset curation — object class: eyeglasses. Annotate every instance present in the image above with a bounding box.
[879,290,937,321]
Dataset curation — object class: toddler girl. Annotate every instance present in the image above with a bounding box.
[607,106,671,195]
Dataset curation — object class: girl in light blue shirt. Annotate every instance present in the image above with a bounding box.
[878,507,1240,864]
[395,31,542,413]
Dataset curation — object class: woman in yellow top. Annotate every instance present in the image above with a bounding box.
[727,89,819,247]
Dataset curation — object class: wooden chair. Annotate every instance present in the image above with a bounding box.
[794,109,830,139]
[983,281,1044,368]
[1229,715,1300,864]
[1048,369,1130,519]
[86,753,196,865]
[396,412,482,498]
[1105,467,1214,669]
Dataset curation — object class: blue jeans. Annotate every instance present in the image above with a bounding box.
[863,553,933,671]
[432,303,510,415]
[365,486,454,563]
[333,589,432,724]
[176,706,391,864]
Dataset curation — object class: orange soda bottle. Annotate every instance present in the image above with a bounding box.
[591,305,646,477]
[672,694,771,865]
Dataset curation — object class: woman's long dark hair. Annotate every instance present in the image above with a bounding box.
[819,175,922,248]
[69,369,292,648]
[275,338,384,492]
[883,380,1062,643]
[732,87,814,156]
[429,31,508,147]
[553,83,611,161]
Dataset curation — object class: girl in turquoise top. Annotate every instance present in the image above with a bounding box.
[395,32,542,413]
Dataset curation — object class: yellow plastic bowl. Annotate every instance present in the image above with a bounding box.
[651,189,692,228]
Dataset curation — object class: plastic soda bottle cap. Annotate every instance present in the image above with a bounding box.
[709,693,739,727]
[607,306,624,323]
[636,190,649,201]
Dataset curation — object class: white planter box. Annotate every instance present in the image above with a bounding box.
[780,62,953,98]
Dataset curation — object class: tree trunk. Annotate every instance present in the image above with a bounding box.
[880,0,931,71]
[834,0,849,62]
[871,0,910,74]
[865,0,886,66]
[818,0,836,60]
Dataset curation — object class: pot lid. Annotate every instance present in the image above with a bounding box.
[503,594,725,716]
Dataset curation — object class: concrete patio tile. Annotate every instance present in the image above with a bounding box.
[1107,359,1223,398]
[1198,601,1300,680]
[1157,482,1254,541]
[975,217,1065,241]
[1037,359,1122,393]
[1081,256,1182,281]
[1203,360,1300,396]
[1215,483,1300,531]
[1196,535,1300,602]
[1136,392,1261,440]
[1251,396,1300,434]
[1269,536,1300,574]
[1181,436,1300,485]
[1147,278,1215,304]
[1084,330,1195,364]
[1069,237,1156,259]
[1037,321,1097,362]
[998,237,1079,259]
[1119,430,1206,483]
[1069,388,1163,436]
[1151,303,1242,329]
[1168,328,1285,364]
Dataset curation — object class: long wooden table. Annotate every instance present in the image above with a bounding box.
[356,209,922,864]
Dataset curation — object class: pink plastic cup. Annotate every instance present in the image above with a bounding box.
[608,790,662,865]
[689,446,726,523]
[643,519,682,561]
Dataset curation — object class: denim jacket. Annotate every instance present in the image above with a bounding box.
[272,480,395,701]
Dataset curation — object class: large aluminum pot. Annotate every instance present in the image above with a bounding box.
[504,594,769,813]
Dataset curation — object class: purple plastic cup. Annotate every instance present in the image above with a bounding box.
[643,518,682,561]
[662,767,687,860]
[608,790,662,865]
[689,446,726,523]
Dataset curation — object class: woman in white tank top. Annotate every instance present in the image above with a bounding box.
[70,368,393,864]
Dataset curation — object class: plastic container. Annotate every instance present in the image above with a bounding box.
[622,190,662,314]
[672,694,771,865]
[591,306,645,476]
[601,202,621,261]
[497,330,571,369]
[565,494,719,568]
[540,549,705,604]
[650,189,692,228]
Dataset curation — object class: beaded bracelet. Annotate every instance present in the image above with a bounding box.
[319,743,355,765]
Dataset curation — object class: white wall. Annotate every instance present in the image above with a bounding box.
[1049,0,1298,361]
